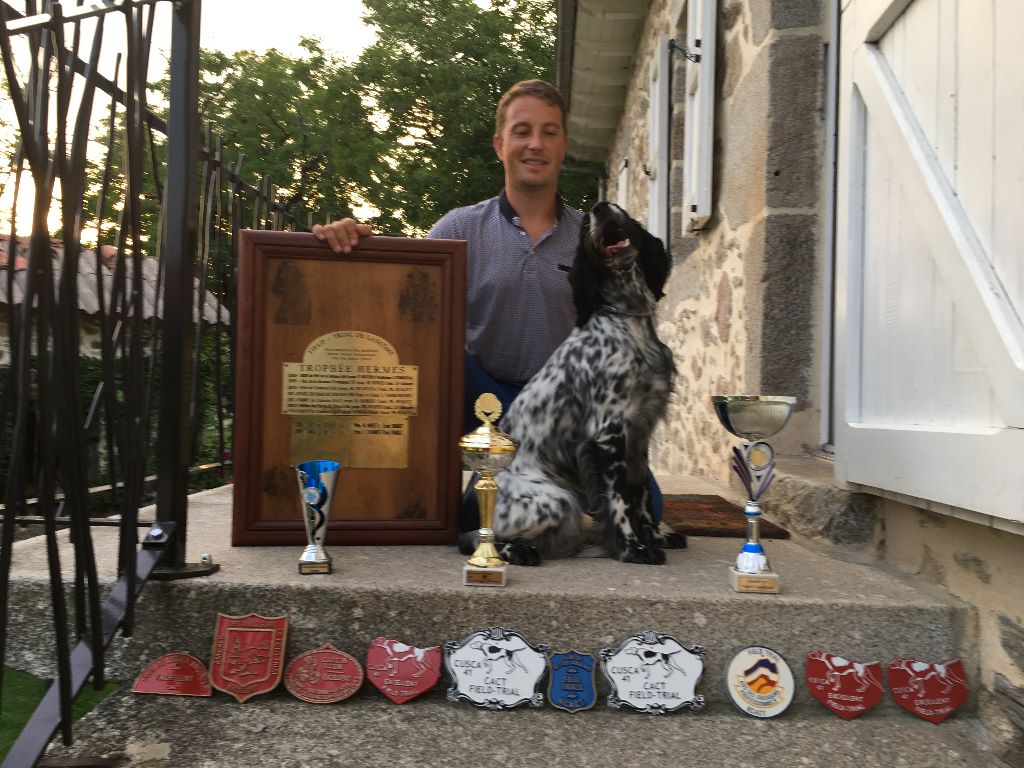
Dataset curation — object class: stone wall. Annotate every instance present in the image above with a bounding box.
[605,0,827,485]
[597,2,1024,758]
[879,499,1024,764]
[0,316,112,366]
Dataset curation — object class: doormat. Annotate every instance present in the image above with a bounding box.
[662,495,790,539]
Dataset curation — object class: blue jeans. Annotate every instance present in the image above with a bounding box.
[461,352,663,532]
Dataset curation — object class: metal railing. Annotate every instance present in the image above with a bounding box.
[0,1,308,763]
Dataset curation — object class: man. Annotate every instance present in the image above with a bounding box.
[313,79,663,525]
[314,79,579,428]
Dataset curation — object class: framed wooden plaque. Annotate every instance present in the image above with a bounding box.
[232,231,466,545]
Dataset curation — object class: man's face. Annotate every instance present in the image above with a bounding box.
[493,95,568,192]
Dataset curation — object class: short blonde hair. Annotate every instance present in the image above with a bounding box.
[495,79,567,136]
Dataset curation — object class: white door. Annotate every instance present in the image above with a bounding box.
[834,0,1024,526]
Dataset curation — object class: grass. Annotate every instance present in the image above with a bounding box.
[1,667,117,762]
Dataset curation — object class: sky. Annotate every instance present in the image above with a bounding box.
[200,0,376,59]
[90,0,378,84]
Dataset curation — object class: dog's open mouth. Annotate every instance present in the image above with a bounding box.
[604,238,630,258]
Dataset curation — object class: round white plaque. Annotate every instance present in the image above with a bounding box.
[725,645,795,718]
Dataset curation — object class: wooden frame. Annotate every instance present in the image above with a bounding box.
[232,231,466,545]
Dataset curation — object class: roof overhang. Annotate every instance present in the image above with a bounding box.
[556,0,650,163]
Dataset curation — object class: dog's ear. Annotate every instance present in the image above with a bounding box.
[631,217,671,300]
[569,218,605,327]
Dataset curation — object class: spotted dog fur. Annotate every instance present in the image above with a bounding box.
[468,202,682,565]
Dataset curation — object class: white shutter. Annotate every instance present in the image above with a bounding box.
[834,0,1024,525]
[647,35,671,242]
[681,0,717,231]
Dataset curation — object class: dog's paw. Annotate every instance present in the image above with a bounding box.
[619,543,666,565]
[661,530,687,549]
[498,541,542,566]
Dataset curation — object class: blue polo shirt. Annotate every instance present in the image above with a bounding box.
[428,191,583,384]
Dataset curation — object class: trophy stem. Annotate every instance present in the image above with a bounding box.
[730,499,779,593]
[467,473,506,569]
[736,501,770,573]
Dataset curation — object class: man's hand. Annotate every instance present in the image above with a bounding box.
[312,218,373,254]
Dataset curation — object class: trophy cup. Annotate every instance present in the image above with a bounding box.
[295,459,341,574]
[711,395,796,593]
[459,393,517,587]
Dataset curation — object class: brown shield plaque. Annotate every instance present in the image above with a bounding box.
[210,612,289,703]
[233,232,466,546]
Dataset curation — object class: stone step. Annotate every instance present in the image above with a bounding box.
[42,687,1007,768]
[10,486,1006,765]
[8,486,974,722]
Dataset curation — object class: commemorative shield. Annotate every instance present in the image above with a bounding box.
[888,657,968,723]
[444,627,549,710]
[806,650,884,719]
[284,643,363,704]
[210,613,289,703]
[366,637,443,704]
[548,651,597,713]
[600,631,706,714]
[132,653,211,697]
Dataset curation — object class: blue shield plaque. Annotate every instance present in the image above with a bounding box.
[548,651,597,713]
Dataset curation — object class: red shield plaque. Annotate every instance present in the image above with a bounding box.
[284,643,364,704]
[132,653,211,697]
[210,613,289,703]
[805,651,883,719]
[888,657,968,723]
[365,636,442,704]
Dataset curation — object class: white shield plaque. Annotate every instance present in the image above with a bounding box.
[444,627,549,709]
[600,630,706,714]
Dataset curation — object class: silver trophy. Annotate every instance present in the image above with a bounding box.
[295,459,341,574]
[711,395,796,593]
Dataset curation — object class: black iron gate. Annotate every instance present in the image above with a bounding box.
[0,1,308,764]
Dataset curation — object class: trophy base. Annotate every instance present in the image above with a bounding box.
[298,559,332,575]
[731,567,779,594]
[463,564,506,587]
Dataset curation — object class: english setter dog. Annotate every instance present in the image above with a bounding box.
[463,202,682,565]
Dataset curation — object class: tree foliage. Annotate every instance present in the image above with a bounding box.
[197,39,375,224]
[196,0,597,235]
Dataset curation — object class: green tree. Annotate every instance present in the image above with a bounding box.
[355,0,596,234]
[196,38,375,224]
[191,0,597,235]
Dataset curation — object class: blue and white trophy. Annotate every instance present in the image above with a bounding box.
[295,459,341,575]
[712,396,795,594]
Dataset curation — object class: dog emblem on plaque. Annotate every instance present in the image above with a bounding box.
[725,645,795,718]
[132,653,211,697]
[806,650,884,719]
[444,627,549,710]
[548,651,597,713]
[887,657,968,723]
[600,631,706,714]
[365,636,442,704]
[209,613,289,703]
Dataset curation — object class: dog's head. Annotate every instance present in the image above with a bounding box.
[569,202,670,326]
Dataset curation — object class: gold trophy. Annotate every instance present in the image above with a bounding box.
[459,393,517,587]
[711,395,796,593]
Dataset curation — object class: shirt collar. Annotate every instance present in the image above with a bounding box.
[498,189,565,225]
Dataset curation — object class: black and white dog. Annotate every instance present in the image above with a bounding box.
[463,202,682,566]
